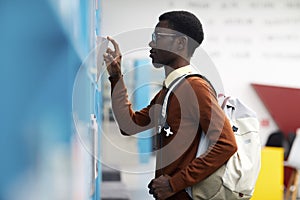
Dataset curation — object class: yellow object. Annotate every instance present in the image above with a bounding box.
[251,147,284,200]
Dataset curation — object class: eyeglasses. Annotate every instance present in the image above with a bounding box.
[152,32,178,44]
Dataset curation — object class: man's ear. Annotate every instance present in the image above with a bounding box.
[177,36,188,50]
[178,44,184,50]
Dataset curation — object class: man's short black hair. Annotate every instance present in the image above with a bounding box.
[159,10,204,56]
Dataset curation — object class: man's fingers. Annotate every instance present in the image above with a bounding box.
[103,53,112,61]
[152,188,165,200]
[103,36,122,77]
[106,48,114,55]
[103,53,115,67]
[106,43,121,62]
[107,36,121,53]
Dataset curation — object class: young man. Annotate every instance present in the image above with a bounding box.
[104,11,237,200]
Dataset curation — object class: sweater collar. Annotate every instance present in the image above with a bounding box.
[164,65,193,88]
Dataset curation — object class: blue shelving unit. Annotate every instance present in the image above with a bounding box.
[0,0,102,199]
[0,0,80,199]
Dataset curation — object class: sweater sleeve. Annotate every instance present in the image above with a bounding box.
[168,77,238,192]
[109,76,158,135]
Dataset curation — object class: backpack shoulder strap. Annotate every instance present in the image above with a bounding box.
[160,73,219,129]
[159,75,187,130]
[184,73,217,98]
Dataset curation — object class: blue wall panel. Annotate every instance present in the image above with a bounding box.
[0,0,80,199]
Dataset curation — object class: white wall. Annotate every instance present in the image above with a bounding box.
[101,0,300,145]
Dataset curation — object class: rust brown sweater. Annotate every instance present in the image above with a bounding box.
[109,75,237,199]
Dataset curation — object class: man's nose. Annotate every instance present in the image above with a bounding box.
[149,40,155,48]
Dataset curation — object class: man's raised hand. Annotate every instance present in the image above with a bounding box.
[103,36,122,78]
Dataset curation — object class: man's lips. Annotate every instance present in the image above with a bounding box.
[150,49,156,58]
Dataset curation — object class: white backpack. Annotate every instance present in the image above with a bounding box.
[216,94,261,196]
[160,74,261,199]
